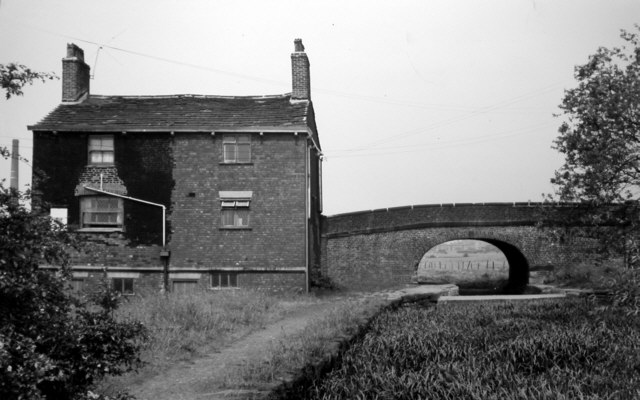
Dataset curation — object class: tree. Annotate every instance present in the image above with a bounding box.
[0,64,145,399]
[0,187,147,399]
[0,62,57,158]
[551,25,640,268]
[0,63,57,99]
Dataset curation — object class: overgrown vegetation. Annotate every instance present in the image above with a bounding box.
[98,289,323,393]
[545,259,623,288]
[302,299,640,399]
[220,297,385,389]
[0,188,147,400]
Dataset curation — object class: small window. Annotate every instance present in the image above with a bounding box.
[80,196,123,229]
[221,200,250,228]
[112,278,134,295]
[88,135,114,165]
[50,208,68,226]
[223,135,251,163]
[211,272,238,288]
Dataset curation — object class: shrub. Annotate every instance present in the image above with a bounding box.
[602,268,640,315]
[0,187,146,399]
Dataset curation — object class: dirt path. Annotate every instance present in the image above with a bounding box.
[128,299,346,400]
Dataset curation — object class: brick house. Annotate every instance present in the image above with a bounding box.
[29,40,322,293]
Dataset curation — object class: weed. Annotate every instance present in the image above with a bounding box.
[98,289,316,394]
[222,297,385,390]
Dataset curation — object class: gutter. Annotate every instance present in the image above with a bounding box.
[304,127,322,156]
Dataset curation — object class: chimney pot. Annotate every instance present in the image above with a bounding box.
[66,43,85,61]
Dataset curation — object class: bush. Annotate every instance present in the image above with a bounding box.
[0,187,146,399]
[603,268,640,315]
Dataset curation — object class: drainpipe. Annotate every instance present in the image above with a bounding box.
[83,186,170,291]
[305,142,310,293]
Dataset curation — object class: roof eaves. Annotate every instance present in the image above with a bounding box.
[88,93,292,100]
[28,125,311,133]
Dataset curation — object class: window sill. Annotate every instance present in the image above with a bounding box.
[210,287,240,291]
[77,228,124,233]
[86,164,116,168]
[219,227,252,231]
[219,162,253,166]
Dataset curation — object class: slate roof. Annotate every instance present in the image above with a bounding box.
[28,94,311,132]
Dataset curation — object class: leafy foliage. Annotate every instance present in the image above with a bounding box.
[0,63,58,99]
[304,300,640,399]
[0,187,147,400]
[550,25,640,267]
[602,267,640,316]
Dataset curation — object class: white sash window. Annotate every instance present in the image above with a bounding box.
[80,196,123,228]
[88,135,114,165]
[223,135,251,163]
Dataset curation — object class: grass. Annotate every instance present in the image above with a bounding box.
[299,299,640,399]
[220,296,387,389]
[97,288,321,393]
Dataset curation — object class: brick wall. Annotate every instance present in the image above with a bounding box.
[33,130,313,292]
[323,203,544,236]
[319,206,593,292]
[291,40,310,100]
[238,272,306,292]
[62,44,90,102]
[169,133,307,274]
[70,232,164,268]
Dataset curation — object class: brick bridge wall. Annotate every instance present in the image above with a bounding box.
[319,203,590,291]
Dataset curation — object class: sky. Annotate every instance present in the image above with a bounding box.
[1,0,639,215]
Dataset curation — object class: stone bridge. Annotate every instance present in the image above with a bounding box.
[319,203,589,292]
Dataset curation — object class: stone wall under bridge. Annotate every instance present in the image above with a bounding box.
[318,203,591,292]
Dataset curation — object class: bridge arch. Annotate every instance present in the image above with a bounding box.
[415,236,529,293]
[319,203,578,292]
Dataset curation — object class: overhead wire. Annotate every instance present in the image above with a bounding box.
[325,121,557,159]
[334,83,565,153]
[1,17,569,163]
[5,17,570,112]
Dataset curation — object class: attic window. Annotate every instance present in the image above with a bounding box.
[223,135,251,163]
[88,135,114,165]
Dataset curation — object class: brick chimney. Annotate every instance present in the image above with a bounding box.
[62,43,90,102]
[291,39,310,100]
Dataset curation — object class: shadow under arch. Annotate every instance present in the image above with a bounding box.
[480,238,529,294]
[417,238,530,294]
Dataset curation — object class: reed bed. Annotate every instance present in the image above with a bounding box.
[304,299,640,399]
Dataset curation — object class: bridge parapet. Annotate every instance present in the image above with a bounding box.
[322,202,552,238]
